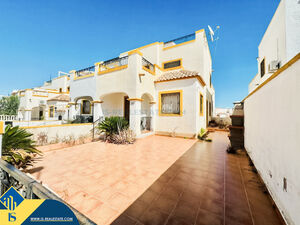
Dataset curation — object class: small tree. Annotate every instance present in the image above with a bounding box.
[0,95,20,115]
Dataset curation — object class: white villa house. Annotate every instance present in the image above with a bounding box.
[14,28,215,138]
[13,73,70,121]
[248,0,300,93]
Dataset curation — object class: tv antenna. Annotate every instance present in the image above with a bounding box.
[208,25,220,42]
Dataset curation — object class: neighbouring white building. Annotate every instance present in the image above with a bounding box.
[248,0,300,93]
[13,73,70,121]
[68,28,215,138]
[13,28,215,138]
[244,0,300,224]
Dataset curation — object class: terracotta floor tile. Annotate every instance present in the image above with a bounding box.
[196,208,223,225]
[108,192,132,211]
[112,132,283,225]
[139,206,169,225]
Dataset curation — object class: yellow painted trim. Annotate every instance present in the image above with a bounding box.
[162,58,183,71]
[33,94,48,97]
[68,102,76,105]
[199,92,204,116]
[155,75,206,87]
[195,29,205,34]
[142,66,156,75]
[128,49,143,56]
[243,53,300,102]
[48,105,54,118]
[0,121,4,134]
[91,100,103,103]
[154,64,163,71]
[163,39,195,51]
[69,70,76,73]
[74,73,94,80]
[22,123,92,129]
[19,94,25,97]
[52,75,68,80]
[98,65,128,75]
[81,99,92,115]
[138,42,159,50]
[158,90,183,116]
[127,98,144,101]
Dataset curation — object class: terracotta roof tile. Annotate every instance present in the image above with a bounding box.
[155,70,206,86]
[47,94,70,102]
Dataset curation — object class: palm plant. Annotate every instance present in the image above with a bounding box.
[97,116,129,140]
[2,125,41,169]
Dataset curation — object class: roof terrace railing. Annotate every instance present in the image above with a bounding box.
[142,57,155,74]
[99,56,128,72]
[164,33,195,47]
[0,159,96,225]
[75,66,95,77]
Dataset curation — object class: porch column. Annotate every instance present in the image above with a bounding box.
[44,106,49,120]
[92,101,104,122]
[68,102,76,120]
[128,98,142,137]
[24,109,32,121]
[150,101,156,131]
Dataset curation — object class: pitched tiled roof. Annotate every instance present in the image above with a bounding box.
[155,70,206,86]
[47,94,70,102]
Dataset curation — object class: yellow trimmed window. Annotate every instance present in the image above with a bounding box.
[162,59,182,71]
[49,106,54,118]
[200,93,204,116]
[159,90,182,116]
[81,100,91,114]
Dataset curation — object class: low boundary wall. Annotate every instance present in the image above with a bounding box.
[23,123,93,144]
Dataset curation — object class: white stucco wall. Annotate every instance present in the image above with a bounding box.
[155,78,206,137]
[252,0,300,92]
[244,58,300,225]
[24,123,93,143]
[285,0,300,62]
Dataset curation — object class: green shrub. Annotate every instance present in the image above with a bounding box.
[97,116,129,140]
[2,125,42,169]
[197,128,208,140]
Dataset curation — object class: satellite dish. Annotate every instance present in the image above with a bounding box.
[207,25,220,42]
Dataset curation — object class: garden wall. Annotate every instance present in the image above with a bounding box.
[23,123,93,144]
[13,120,62,127]
[244,54,300,225]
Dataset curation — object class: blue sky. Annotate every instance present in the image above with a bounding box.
[0,0,279,108]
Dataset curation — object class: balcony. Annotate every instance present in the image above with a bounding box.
[74,66,95,80]
[142,57,155,75]
[98,56,128,75]
[163,33,195,50]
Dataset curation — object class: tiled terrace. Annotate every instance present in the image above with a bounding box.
[112,132,283,225]
[29,135,196,224]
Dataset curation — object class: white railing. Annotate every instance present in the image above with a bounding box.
[0,115,17,121]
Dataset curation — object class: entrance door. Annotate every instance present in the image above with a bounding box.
[39,110,43,120]
[124,96,130,122]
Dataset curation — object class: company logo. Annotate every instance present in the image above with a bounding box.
[0,187,24,222]
[0,186,79,224]
[0,187,24,210]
